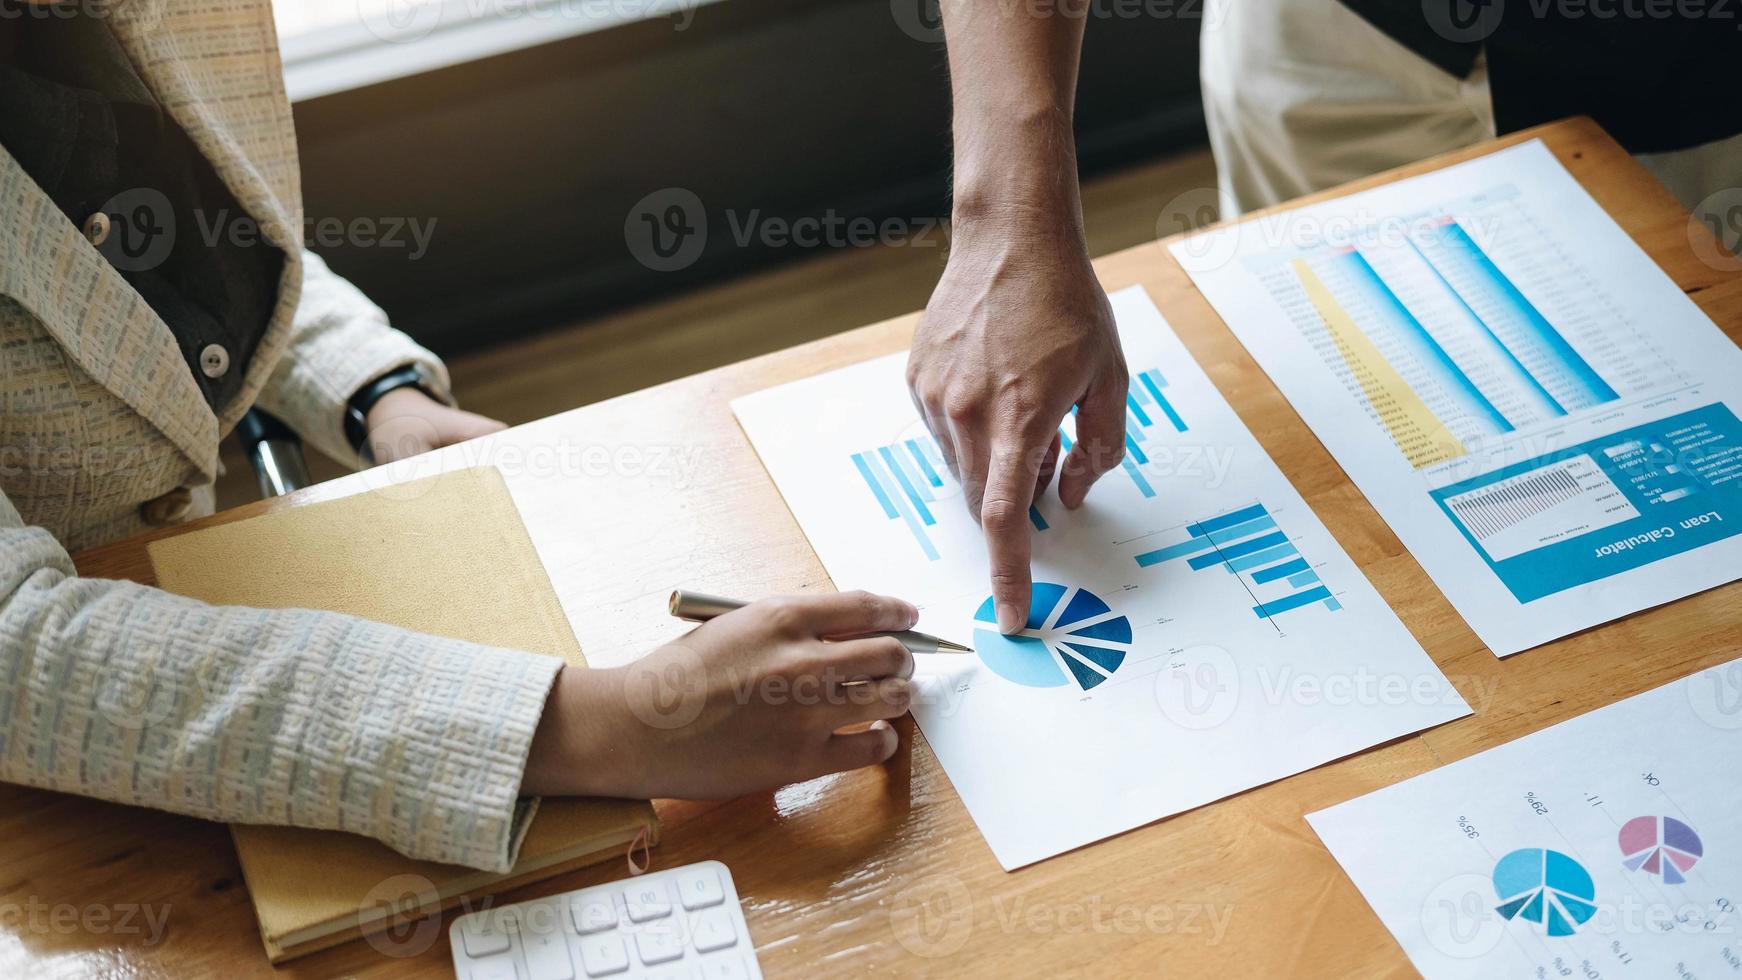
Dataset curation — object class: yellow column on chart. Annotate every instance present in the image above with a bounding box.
[1290,257,1465,469]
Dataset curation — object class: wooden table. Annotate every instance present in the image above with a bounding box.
[10,117,1738,978]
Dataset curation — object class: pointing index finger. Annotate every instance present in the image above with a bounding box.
[981,437,1043,634]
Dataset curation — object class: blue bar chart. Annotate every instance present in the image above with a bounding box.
[1134,501,1342,621]
[1274,215,1623,468]
[1327,247,1515,438]
[1174,144,1742,654]
[1064,366,1190,499]
[851,434,1047,561]
[1412,218,1618,413]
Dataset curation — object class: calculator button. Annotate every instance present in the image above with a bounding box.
[676,866,726,910]
[460,913,515,957]
[466,956,520,980]
[698,957,755,980]
[634,926,685,965]
[569,894,617,934]
[577,933,630,976]
[522,923,575,980]
[623,880,672,922]
[691,907,737,953]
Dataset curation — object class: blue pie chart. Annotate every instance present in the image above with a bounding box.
[972,583,1132,691]
[1492,848,1598,937]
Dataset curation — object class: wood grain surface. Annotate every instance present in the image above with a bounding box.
[8,118,1737,979]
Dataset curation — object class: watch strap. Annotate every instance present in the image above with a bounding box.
[344,364,434,461]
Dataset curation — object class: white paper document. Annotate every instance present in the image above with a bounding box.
[1172,140,1742,656]
[1309,660,1742,979]
[733,287,1469,869]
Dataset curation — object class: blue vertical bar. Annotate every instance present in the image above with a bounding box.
[1156,394,1188,433]
[1127,393,1153,427]
[852,453,898,518]
[918,438,951,487]
[1029,506,1049,531]
[1125,434,1148,465]
[1187,503,1269,537]
[879,446,934,525]
[1139,371,1187,432]
[1204,515,1279,545]
[1406,232,1566,419]
[906,438,944,487]
[887,443,934,502]
[868,453,940,560]
[1226,543,1298,572]
[1188,530,1289,567]
[1336,248,1516,435]
[1428,220,1617,409]
[1128,413,1148,442]
[1251,557,1310,584]
[1081,427,1154,496]
[1135,535,1218,567]
[1121,455,1156,497]
[1253,586,1334,618]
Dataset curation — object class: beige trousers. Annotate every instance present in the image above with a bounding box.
[1199,0,1742,219]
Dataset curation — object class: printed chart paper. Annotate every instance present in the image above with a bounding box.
[733,287,1469,869]
[1308,660,1742,979]
[1172,140,1742,655]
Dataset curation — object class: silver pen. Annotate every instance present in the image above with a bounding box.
[668,590,972,653]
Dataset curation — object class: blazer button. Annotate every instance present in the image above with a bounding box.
[82,212,112,246]
[199,344,230,379]
[140,487,194,526]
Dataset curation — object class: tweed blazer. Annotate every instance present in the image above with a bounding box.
[0,0,559,872]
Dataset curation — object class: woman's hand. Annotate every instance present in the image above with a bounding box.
[522,591,920,800]
[364,387,506,463]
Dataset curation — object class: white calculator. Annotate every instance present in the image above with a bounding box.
[449,860,762,980]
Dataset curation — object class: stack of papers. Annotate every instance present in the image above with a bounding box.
[735,288,1469,869]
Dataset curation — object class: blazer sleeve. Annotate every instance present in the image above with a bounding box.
[0,490,562,873]
[254,249,454,467]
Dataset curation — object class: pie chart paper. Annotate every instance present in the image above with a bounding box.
[734,285,1470,870]
[1492,848,1598,937]
[1619,816,1703,884]
[1306,663,1742,978]
[971,583,1131,691]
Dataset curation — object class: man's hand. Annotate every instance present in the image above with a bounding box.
[521,591,918,800]
[364,386,506,463]
[909,226,1127,633]
[907,0,1123,632]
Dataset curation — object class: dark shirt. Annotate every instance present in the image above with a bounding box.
[0,5,282,412]
[1338,0,1742,154]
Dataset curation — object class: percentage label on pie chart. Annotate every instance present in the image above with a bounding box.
[1492,848,1598,937]
[1619,816,1704,884]
[972,583,1133,691]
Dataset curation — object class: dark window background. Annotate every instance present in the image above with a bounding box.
[293,0,1205,355]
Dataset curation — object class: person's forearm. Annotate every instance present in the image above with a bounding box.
[0,515,559,872]
[524,663,638,799]
[941,0,1089,235]
[913,0,1119,632]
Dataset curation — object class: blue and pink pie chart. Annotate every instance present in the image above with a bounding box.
[972,583,1132,691]
[1618,815,1703,884]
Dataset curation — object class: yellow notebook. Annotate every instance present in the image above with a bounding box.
[147,466,658,962]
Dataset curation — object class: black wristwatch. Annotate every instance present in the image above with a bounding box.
[345,363,439,462]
